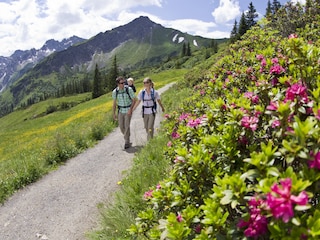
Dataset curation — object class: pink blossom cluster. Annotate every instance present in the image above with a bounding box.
[176,213,183,222]
[144,189,153,199]
[244,91,259,104]
[269,62,285,75]
[284,82,309,104]
[239,178,309,237]
[171,131,180,139]
[267,178,308,223]
[179,113,190,122]
[308,151,320,169]
[187,117,202,128]
[237,197,268,238]
[241,115,259,131]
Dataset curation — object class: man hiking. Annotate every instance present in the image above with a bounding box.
[112,76,137,149]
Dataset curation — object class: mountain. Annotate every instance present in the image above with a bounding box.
[0,36,86,93]
[0,16,223,117]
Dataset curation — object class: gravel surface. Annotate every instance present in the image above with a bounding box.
[0,83,174,240]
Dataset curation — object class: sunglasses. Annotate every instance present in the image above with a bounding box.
[119,82,125,85]
[143,82,150,84]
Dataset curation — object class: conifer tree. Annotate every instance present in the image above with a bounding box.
[186,42,191,56]
[245,2,258,28]
[271,0,281,15]
[181,42,186,57]
[265,0,272,18]
[92,64,103,99]
[230,20,239,43]
[106,55,119,92]
[238,12,248,37]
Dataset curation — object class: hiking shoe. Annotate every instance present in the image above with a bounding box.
[124,143,130,149]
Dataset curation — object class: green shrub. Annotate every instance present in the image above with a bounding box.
[129,3,320,239]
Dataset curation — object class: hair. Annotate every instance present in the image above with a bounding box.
[143,77,152,83]
[127,77,134,84]
[116,76,125,84]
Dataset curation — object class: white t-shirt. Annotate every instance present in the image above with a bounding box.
[138,88,160,114]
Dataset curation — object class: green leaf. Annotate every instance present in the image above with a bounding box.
[220,190,233,205]
[267,167,280,177]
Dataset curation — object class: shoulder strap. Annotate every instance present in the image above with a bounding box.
[116,87,131,100]
[125,86,132,100]
[142,90,145,102]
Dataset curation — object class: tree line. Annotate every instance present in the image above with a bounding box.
[230,0,282,43]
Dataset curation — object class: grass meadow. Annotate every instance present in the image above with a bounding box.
[0,69,187,203]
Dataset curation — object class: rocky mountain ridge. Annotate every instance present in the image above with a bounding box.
[0,36,86,93]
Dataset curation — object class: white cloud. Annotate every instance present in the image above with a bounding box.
[211,0,240,24]
[0,0,164,56]
[291,0,306,4]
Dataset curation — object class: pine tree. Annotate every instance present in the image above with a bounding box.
[245,2,258,28]
[265,0,272,18]
[106,55,119,92]
[186,42,191,56]
[271,0,281,15]
[238,12,248,37]
[230,20,239,43]
[92,64,103,99]
[181,43,186,57]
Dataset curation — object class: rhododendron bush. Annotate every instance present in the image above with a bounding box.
[129,6,320,240]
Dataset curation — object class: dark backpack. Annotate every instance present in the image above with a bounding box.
[142,89,157,117]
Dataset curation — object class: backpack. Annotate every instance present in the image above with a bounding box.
[142,88,157,117]
[115,86,132,111]
[116,85,132,100]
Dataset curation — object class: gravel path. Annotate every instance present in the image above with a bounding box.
[0,83,174,240]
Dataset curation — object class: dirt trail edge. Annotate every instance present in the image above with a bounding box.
[0,83,175,240]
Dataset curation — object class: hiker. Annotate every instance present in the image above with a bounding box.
[133,77,165,140]
[127,77,136,92]
[112,76,137,149]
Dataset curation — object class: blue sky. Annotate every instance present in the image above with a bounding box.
[0,0,305,57]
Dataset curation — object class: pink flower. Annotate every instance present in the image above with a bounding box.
[269,64,285,75]
[238,197,268,238]
[244,92,259,104]
[241,116,259,131]
[271,119,281,128]
[288,33,298,39]
[176,213,183,222]
[144,189,153,199]
[194,224,202,233]
[187,118,202,127]
[266,178,308,223]
[167,141,172,147]
[171,131,180,139]
[284,82,309,104]
[308,151,320,169]
[179,113,190,121]
[256,54,264,61]
[266,101,279,111]
[156,184,161,190]
[200,90,205,95]
[271,58,279,64]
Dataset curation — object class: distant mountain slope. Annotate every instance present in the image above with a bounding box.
[0,16,225,117]
[0,36,86,93]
